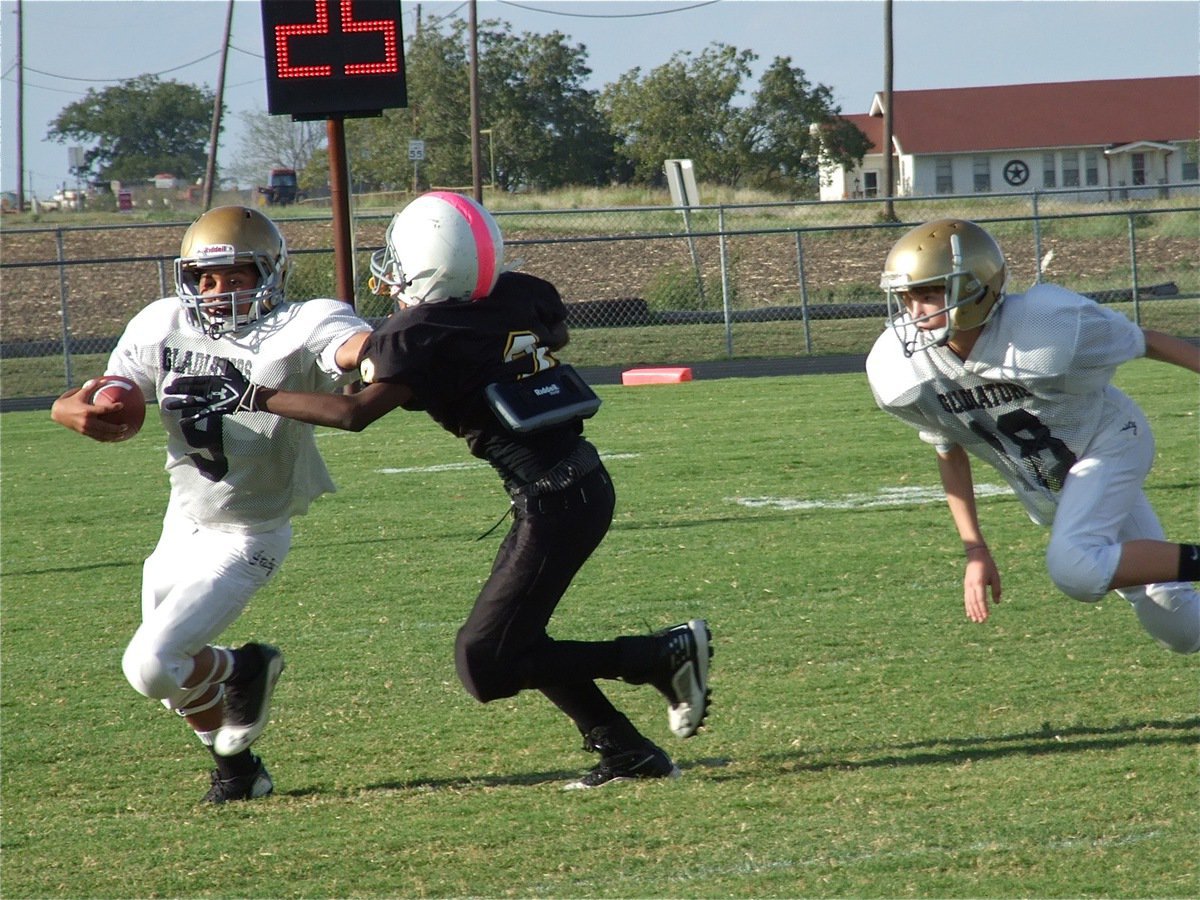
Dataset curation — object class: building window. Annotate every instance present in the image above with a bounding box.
[1132,153,1146,186]
[1062,153,1080,187]
[936,157,953,194]
[863,171,878,198]
[973,157,991,192]
[1085,151,1099,186]
[1183,157,1199,182]
[1043,153,1056,188]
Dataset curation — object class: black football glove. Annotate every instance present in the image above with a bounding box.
[162,361,262,419]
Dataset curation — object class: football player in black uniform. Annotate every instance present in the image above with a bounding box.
[165,192,713,788]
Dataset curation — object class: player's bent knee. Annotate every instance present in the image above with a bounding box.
[454,637,520,703]
[122,642,180,700]
[1045,540,1111,603]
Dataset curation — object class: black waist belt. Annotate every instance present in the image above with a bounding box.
[509,441,602,500]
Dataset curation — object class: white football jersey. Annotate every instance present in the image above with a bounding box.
[107,297,371,533]
[867,284,1146,525]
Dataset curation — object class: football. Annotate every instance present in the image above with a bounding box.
[83,375,146,440]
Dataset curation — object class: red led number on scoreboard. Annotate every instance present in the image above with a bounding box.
[274,0,400,80]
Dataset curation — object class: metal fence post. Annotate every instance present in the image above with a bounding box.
[795,231,813,354]
[157,258,169,299]
[1031,192,1043,284]
[718,206,733,358]
[56,228,74,389]
[1127,214,1141,324]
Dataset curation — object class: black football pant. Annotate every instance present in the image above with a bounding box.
[454,463,655,734]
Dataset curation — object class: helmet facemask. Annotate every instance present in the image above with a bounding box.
[176,254,283,337]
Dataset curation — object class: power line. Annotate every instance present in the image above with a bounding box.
[20,48,226,85]
[497,0,719,19]
[229,43,264,60]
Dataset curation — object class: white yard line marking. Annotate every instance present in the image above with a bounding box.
[375,452,640,476]
[731,483,1013,511]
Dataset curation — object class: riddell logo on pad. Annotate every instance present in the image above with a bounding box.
[533,385,561,396]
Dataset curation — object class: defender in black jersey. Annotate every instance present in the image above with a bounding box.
[167,193,713,787]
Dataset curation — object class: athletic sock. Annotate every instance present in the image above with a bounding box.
[209,746,259,779]
[1179,544,1200,582]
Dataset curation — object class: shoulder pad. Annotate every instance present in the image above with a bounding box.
[866,330,926,407]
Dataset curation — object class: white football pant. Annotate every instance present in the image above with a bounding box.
[1045,400,1200,653]
[122,500,291,710]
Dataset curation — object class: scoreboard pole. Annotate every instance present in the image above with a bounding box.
[260,0,408,308]
[327,118,354,304]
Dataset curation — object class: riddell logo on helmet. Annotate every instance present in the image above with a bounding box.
[533,385,561,397]
[197,244,237,259]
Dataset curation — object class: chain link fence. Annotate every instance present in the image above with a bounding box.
[2,188,1196,407]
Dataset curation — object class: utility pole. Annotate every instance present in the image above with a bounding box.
[16,0,25,211]
[882,0,896,221]
[203,0,234,210]
[468,0,482,202]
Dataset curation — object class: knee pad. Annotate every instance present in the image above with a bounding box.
[122,637,229,710]
[122,638,185,700]
[1045,538,1117,603]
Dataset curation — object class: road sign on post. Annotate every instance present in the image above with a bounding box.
[664,158,700,209]
[259,0,408,305]
[408,140,425,192]
[664,159,705,306]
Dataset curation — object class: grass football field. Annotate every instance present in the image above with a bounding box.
[2,362,1197,898]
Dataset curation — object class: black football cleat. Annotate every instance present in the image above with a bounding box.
[563,725,681,790]
[647,619,712,738]
[202,756,273,804]
[214,643,285,757]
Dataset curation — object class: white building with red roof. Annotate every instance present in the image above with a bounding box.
[818,75,1199,201]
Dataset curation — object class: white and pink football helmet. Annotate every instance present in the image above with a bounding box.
[369,191,506,306]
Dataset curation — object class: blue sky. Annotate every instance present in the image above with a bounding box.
[2,0,1197,196]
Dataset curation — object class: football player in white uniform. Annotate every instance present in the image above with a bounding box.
[866,218,1199,653]
[51,206,372,802]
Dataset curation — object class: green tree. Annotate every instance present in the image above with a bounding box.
[602,44,756,187]
[745,57,871,196]
[345,19,614,192]
[46,75,217,184]
[478,27,616,190]
[602,44,868,195]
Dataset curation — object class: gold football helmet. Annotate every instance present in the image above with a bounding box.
[880,218,1007,356]
[174,206,290,336]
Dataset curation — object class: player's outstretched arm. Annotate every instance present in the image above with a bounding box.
[50,385,130,442]
[256,381,411,432]
[1143,330,1200,373]
[936,445,1002,622]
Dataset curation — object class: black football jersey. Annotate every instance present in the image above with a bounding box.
[362,271,586,486]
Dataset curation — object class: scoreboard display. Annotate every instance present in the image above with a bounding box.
[260,0,407,119]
